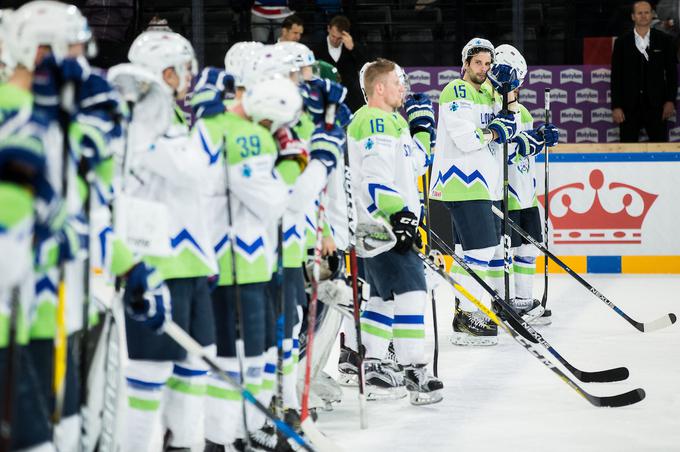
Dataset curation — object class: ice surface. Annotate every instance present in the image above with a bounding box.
[317,274,680,452]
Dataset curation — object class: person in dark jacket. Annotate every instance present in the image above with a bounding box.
[611,0,678,142]
[312,15,365,112]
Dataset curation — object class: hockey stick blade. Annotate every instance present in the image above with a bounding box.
[428,232,630,383]
[416,250,645,407]
[587,388,646,408]
[300,418,343,452]
[491,205,678,333]
[162,322,318,452]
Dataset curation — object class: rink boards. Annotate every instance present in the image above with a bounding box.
[428,145,680,274]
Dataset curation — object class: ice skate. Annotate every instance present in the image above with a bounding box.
[403,364,444,406]
[311,370,343,410]
[530,308,552,326]
[337,342,360,387]
[451,300,498,346]
[364,358,407,401]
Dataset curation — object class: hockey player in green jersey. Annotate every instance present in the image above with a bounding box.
[493,45,559,324]
[108,30,219,451]
[430,38,520,346]
[348,58,443,405]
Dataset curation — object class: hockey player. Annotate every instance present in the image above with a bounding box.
[429,38,519,346]
[191,72,344,449]
[348,58,443,405]
[0,9,60,450]
[113,30,218,451]
[493,44,559,322]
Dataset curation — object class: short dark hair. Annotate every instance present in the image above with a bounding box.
[282,14,303,30]
[631,1,652,14]
[329,15,351,33]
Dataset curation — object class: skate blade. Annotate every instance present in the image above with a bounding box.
[337,373,359,387]
[521,306,546,323]
[529,315,552,326]
[366,385,407,401]
[450,333,498,346]
[409,389,443,406]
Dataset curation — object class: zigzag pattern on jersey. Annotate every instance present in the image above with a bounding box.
[431,164,491,201]
[214,234,270,285]
[367,183,404,218]
[30,274,58,339]
[197,122,223,165]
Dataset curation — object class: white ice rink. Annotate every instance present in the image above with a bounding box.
[317,274,680,452]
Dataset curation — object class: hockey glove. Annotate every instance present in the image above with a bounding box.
[538,123,559,147]
[405,93,436,144]
[275,127,310,171]
[302,78,347,125]
[125,262,171,333]
[513,129,545,158]
[389,210,422,254]
[190,67,235,118]
[337,103,353,129]
[32,55,89,121]
[487,63,520,94]
[487,112,517,144]
[310,124,345,175]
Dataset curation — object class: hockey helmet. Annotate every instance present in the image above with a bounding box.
[224,41,264,88]
[242,76,303,132]
[493,44,527,88]
[461,37,495,65]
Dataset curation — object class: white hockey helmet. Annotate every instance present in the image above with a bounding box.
[241,45,299,89]
[224,41,264,87]
[461,37,495,65]
[4,1,93,71]
[128,30,197,95]
[0,9,15,81]
[493,44,527,88]
[359,60,373,103]
[275,41,315,70]
[242,77,303,132]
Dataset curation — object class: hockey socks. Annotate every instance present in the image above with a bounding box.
[360,296,394,359]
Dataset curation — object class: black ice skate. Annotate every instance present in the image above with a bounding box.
[382,341,403,373]
[337,337,360,387]
[364,358,407,401]
[403,364,444,406]
[450,299,498,346]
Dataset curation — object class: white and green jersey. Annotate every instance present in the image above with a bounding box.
[348,105,428,225]
[125,99,218,280]
[191,111,287,285]
[0,83,44,347]
[430,79,502,202]
[507,104,537,211]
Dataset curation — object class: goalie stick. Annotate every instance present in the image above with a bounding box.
[491,205,677,333]
[429,231,630,383]
[414,248,645,407]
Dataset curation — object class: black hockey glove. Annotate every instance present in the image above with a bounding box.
[390,210,421,254]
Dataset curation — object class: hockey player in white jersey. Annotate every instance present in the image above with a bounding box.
[348,58,443,405]
[429,38,520,346]
[111,30,220,451]
[492,44,559,322]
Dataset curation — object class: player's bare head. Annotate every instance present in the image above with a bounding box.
[463,50,492,86]
[364,58,404,109]
[631,1,652,27]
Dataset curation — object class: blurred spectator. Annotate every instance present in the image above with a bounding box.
[652,0,679,37]
[251,0,295,43]
[311,15,365,112]
[611,0,677,142]
[279,14,304,42]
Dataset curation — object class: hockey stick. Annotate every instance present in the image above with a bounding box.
[275,221,285,418]
[163,321,317,452]
[299,105,344,451]
[491,205,677,333]
[415,248,645,407]
[420,172,438,378]
[223,138,251,450]
[1,286,21,450]
[341,124,368,429]
[429,230,629,383]
[502,91,511,309]
[540,88,551,311]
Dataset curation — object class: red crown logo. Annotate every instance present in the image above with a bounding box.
[538,169,658,244]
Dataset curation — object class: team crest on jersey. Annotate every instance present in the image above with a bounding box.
[517,157,530,174]
[365,138,374,150]
[450,102,459,112]
[242,164,252,177]
[403,144,412,156]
